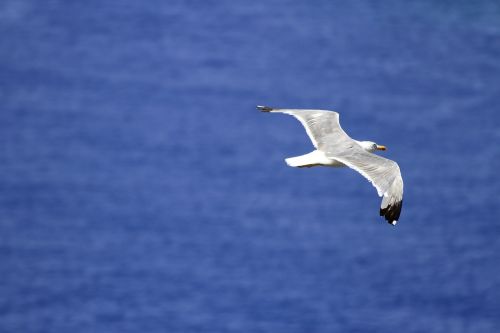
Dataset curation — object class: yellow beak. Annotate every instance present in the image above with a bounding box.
[376,145,387,151]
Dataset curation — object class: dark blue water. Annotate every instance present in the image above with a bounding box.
[1,1,499,332]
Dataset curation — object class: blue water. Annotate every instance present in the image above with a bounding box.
[1,1,499,332]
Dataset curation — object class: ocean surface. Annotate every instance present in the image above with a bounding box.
[1,1,499,332]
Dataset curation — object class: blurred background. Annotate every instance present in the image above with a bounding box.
[1,1,499,332]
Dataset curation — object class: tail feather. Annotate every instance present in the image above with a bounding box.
[285,151,321,168]
[285,156,306,167]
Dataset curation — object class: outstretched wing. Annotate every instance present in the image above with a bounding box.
[257,106,352,149]
[325,144,404,225]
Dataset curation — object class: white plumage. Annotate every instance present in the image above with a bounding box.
[259,105,404,225]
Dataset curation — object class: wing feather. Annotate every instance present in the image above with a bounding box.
[258,106,351,149]
[327,145,404,224]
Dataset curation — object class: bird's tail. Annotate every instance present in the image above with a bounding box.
[285,151,321,168]
[285,156,306,167]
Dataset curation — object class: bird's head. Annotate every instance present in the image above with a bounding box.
[358,141,387,152]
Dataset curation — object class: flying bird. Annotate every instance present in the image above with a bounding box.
[258,105,403,225]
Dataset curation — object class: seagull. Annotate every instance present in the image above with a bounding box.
[258,105,403,225]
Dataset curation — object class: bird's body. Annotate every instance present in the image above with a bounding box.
[259,105,404,225]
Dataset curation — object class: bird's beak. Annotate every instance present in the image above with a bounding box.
[376,145,387,151]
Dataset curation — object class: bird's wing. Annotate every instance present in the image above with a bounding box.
[257,106,352,149]
[325,143,404,224]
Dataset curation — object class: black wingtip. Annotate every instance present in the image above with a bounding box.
[380,200,403,225]
[257,105,273,112]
